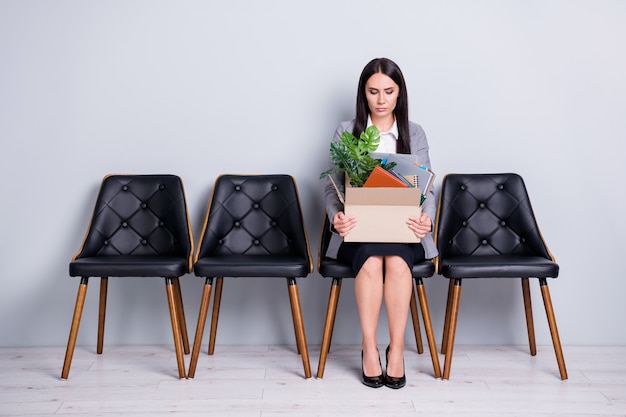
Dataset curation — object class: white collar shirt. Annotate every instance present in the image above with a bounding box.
[368,116,398,154]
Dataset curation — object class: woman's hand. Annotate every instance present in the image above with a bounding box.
[333,211,357,237]
[407,213,432,239]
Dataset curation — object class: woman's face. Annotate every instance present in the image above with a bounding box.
[365,72,399,121]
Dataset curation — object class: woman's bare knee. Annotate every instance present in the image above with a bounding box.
[384,256,410,279]
[358,256,384,278]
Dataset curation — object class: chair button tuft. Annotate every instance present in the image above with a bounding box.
[271,220,277,227]
[460,185,466,191]
[500,220,506,227]
[498,184,505,190]
[481,239,488,245]
[520,237,526,243]
[218,239,224,245]
[235,185,241,191]
[462,221,468,227]
[159,221,164,227]
[141,239,147,245]
[234,221,241,227]
[159,184,165,190]
[104,240,109,246]
[122,185,129,191]
[122,222,128,228]
[253,203,259,209]
[253,239,260,245]
[479,203,486,209]
[272,185,278,191]
[141,203,147,209]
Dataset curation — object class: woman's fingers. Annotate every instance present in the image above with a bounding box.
[407,215,431,238]
[337,217,357,236]
[334,212,357,237]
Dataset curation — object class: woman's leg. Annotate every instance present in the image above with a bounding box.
[354,255,384,376]
[383,255,413,377]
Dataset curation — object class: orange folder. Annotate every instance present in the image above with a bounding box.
[363,166,410,188]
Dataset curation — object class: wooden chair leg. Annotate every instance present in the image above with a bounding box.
[415,278,442,379]
[208,277,223,355]
[521,278,537,356]
[97,277,108,355]
[441,279,455,354]
[327,278,342,354]
[539,278,568,380]
[61,277,89,379]
[410,279,424,354]
[442,279,462,380]
[288,278,302,356]
[317,278,341,379]
[165,278,186,379]
[188,278,213,378]
[287,277,312,379]
[172,277,190,354]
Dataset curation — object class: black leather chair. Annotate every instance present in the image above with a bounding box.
[61,174,193,379]
[435,173,567,380]
[187,174,312,379]
[316,215,442,379]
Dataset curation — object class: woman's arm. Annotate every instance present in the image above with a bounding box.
[323,121,354,225]
[409,123,436,222]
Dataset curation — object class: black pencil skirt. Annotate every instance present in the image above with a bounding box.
[337,242,425,276]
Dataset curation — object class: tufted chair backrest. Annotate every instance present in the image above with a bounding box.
[74,175,192,260]
[196,175,309,260]
[436,173,552,260]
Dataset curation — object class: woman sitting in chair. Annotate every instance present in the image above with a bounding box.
[323,57,438,389]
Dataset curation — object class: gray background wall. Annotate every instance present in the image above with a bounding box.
[1,0,624,349]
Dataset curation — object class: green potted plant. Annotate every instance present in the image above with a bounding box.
[320,125,395,187]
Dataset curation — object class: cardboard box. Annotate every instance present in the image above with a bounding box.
[343,182,422,243]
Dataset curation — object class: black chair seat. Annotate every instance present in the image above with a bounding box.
[317,258,352,278]
[70,256,189,277]
[440,255,559,278]
[412,261,436,277]
[319,257,435,279]
[194,255,309,278]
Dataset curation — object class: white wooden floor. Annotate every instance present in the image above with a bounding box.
[1,344,625,417]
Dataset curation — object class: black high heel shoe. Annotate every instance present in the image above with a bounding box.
[361,350,384,388]
[384,345,406,389]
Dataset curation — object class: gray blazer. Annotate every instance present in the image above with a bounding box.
[323,119,439,260]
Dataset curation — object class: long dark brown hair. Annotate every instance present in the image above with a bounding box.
[353,58,411,154]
